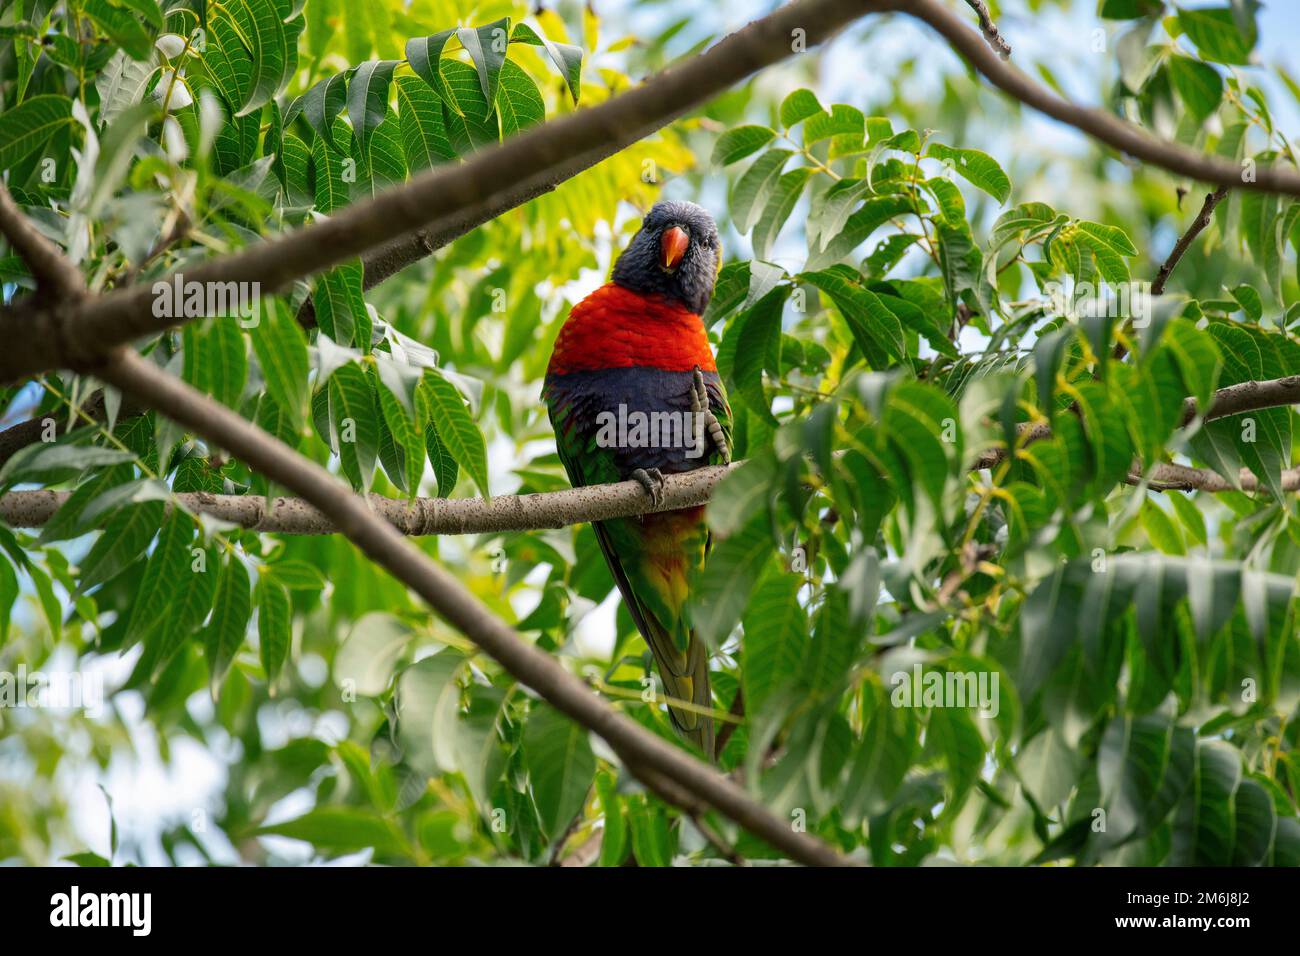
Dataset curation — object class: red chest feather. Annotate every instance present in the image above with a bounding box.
[548,283,716,375]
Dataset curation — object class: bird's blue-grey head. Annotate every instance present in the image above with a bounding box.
[611,200,721,315]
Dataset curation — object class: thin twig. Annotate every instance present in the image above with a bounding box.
[963,0,1011,59]
[1113,186,1229,360]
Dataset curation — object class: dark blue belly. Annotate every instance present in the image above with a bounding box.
[544,366,726,477]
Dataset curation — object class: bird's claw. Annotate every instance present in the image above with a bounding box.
[691,365,731,465]
[632,467,666,509]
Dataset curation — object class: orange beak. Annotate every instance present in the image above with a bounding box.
[660,225,689,271]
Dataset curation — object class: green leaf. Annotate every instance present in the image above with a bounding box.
[256,807,407,855]
[779,88,823,128]
[119,512,189,647]
[328,362,380,492]
[265,559,328,590]
[311,119,353,212]
[1075,219,1139,257]
[510,22,582,105]
[926,143,1011,203]
[77,501,165,594]
[751,167,811,259]
[457,17,509,104]
[420,371,488,498]
[347,59,399,155]
[395,650,463,772]
[742,568,805,715]
[377,375,425,497]
[405,29,457,111]
[1141,500,1185,555]
[250,301,309,430]
[201,318,249,409]
[804,104,864,144]
[729,149,793,235]
[83,0,155,60]
[1166,54,1223,120]
[424,421,459,496]
[495,59,544,137]
[1098,712,1195,849]
[0,96,75,172]
[730,288,786,423]
[395,74,454,170]
[802,266,906,368]
[298,71,349,151]
[711,125,776,166]
[1228,283,1263,321]
[256,576,292,686]
[227,0,289,116]
[312,260,367,347]
[1178,4,1256,66]
[439,58,499,153]
[692,516,775,648]
[1160,318,1221,411]
[805,194,912,272]
[706,454,774,536]
[0,442,135,488]
[524,704,596,843]
[203,557,252,695]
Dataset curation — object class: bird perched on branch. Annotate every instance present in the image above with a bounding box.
[543,200,732,756]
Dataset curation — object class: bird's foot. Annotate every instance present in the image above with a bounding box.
[691,365,731,465]
[631,467,666,509]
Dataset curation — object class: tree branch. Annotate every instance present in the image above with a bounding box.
[972,374,1300,471]
[0,468,732,534]
[0,0,887,382]
[0,184,84,302]
[1152,187,1230,296]
[899,0,1300,195]
[1113,186,1230,361]
[95,349,850,867]
[6,372,1295,535]
[962,0,1011,59]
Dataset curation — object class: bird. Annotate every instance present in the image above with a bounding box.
[543,200,732,756]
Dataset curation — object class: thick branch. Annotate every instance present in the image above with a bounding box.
[1143,462,1300,493]
[295,163,604,328]
[0,0,885,382]
[900,0,1300,195]
[0,468,733,534]
[96,349,849,867]
[6,373,1296,535]
[0,185,85,302]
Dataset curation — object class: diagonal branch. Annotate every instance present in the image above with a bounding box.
[0,0,888,382]
[1152,187,1231,296]
[0,185,85,302]
[899,0,1300,195]
[1113,186,1230,361]
[95,349,850,867]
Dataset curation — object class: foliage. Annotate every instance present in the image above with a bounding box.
[0,0,1298,867]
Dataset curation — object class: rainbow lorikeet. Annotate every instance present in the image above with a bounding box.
[543,201,732,756]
